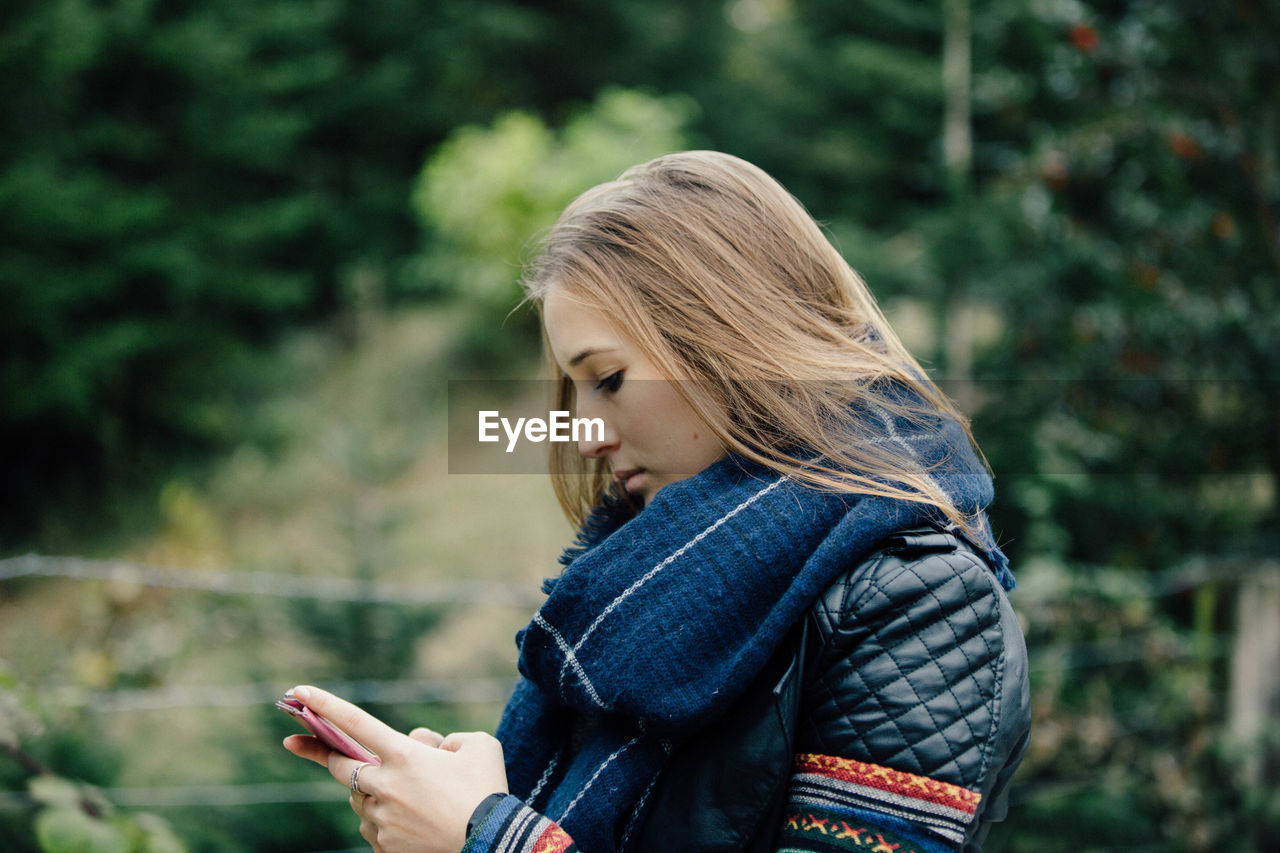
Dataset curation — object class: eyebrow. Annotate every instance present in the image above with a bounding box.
[568,347,616,367]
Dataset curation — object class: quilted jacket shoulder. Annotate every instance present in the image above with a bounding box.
[635,525,1030,853]
[798,526,1031,848]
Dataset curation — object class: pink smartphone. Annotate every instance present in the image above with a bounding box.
[277,689,381,764]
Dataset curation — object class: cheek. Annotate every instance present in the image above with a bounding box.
[691,432,725,467]
[669,417,723,471]
[628,384,721,469]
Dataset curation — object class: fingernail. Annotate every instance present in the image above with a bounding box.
[293,686,311,702]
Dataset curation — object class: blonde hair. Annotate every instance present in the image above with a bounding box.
[522,150,983,531]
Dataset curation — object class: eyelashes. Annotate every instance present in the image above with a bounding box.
[595,370,623,393]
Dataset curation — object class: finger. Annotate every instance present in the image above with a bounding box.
[282,734,333,767]
[329,753,381,797]
[291,685,403,756]
[349,792,367,816]
[408,726,444,747]
[438,731,468,752]
[439,731,498,754]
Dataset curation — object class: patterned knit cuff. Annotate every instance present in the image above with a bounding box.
[467,793,510,839]
[788,753,981,847]
[459,794,578,853]
[782,804,954,853]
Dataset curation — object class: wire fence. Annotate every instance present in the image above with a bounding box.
[38,676,518,713]
[2,552,1276,817]
[0,781,346,809]
[3,552,1269,609]
[0,553,545,608]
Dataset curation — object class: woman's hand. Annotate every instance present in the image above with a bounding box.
[282,685,508,853]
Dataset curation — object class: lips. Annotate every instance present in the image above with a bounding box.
[613,468,645,494]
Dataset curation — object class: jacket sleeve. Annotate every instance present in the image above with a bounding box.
[791,528,1031,852]
[461,771,956,853]
[461,777,955,853]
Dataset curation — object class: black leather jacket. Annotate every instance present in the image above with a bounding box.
[634,525,1031,852]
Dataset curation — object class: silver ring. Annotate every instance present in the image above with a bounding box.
[349,761,374,794]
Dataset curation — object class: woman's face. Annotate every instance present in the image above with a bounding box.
[542,288,726,506]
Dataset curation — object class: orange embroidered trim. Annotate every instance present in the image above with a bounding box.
[784,811,924,852]
[795,753,980,815]
[530,823,575,853]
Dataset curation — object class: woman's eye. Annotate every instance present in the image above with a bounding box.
[595,371,623,393]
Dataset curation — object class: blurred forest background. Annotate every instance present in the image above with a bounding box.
[1,0,1278,850]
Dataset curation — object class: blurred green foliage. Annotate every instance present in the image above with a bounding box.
[29,776,185,853]
[0,0,723,546]
[2,0,1278,849]
[2,670,187,853]
[410,88,694,364]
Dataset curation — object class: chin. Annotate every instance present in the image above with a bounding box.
[636,482,664,505]
[624,484,653,508]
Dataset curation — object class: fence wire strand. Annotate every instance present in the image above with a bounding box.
[38,676,517,713]
[3,552,1277,816]
[0,553,544,608]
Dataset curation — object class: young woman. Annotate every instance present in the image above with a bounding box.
[284,151,1031,853]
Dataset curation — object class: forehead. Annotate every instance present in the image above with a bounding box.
[542,289,627,367]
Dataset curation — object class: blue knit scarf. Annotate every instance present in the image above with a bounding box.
[494,403,1013,852]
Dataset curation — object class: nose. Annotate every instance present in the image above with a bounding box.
[574,397,619,459]
[577,417,619,459]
